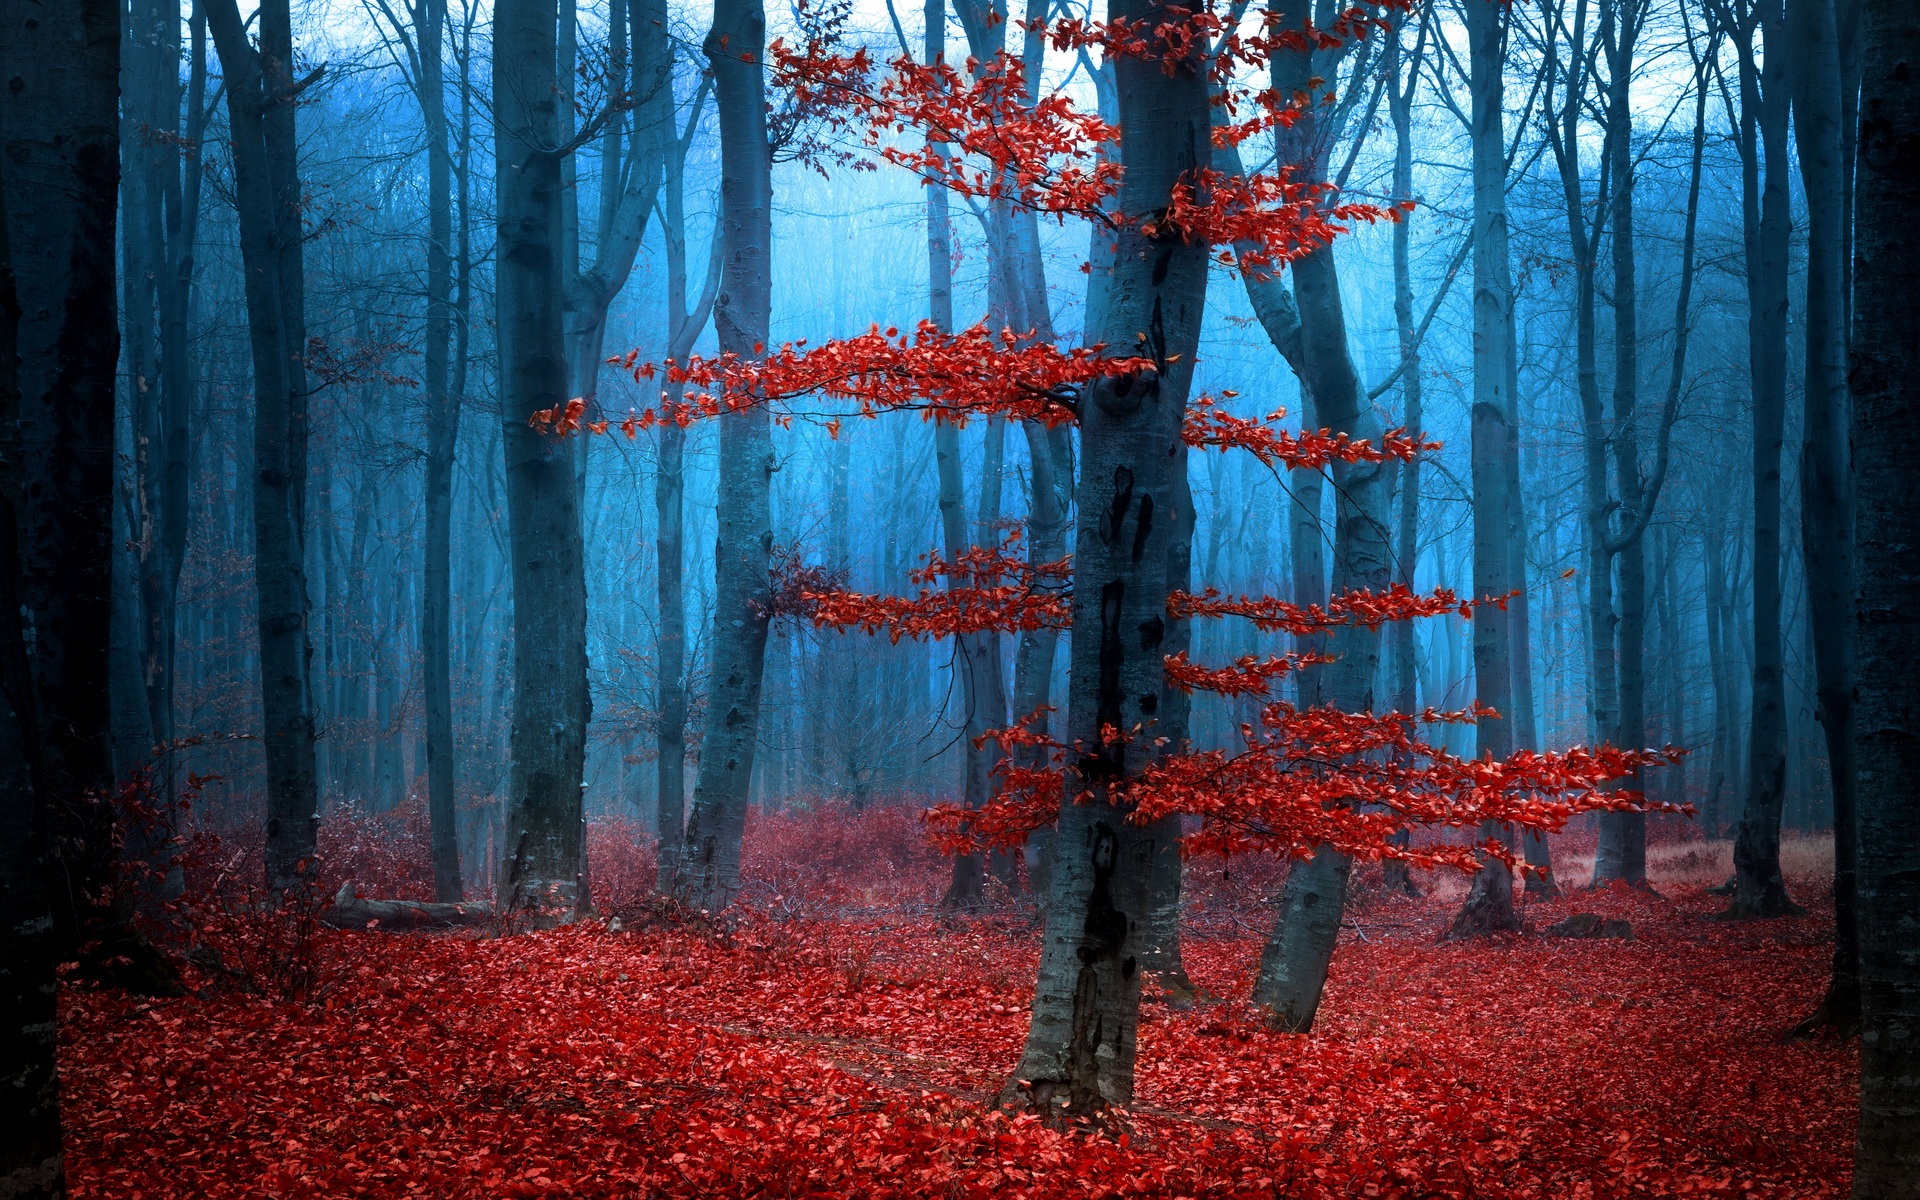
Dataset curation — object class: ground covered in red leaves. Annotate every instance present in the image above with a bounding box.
[61,811,1853,1199]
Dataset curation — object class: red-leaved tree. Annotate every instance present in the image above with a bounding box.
[543,0,1683,1119]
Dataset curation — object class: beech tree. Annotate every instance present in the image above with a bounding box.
[1849,0,1919,1185]
[206,0,322,894]
[0,0,121,1192]
[672,0,777,914]
[495,0,594,916]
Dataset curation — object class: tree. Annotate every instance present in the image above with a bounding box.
[1708,0,1800,920]
[494,0,594,917]
[579,0,1679,1117]
[653,77,718,890]
[206,0,322,894]
[1446,0,1522,938]
[1848,0,1920,1186]
[1786,0,1858,1034]
[673,0,777,914]
[0,0,122,1191]
[122,0,210,818]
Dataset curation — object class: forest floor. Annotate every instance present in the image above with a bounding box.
[61,812,1852,1199]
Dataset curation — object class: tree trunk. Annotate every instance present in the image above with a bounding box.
[415,0,464,902]
[1850,0,1920,1183]
[1381,16,1425,901]
[0,0,122,1188]
[653,104,718,892]
[1593,0,1648,888]
[207,0,321,894]
[1726,0,1801,919]
[1787,0,1858,1035]
[673,0,775,914]
[1000,0,1209,1115]
[1447,0,1522,939]
[494,0,593,917]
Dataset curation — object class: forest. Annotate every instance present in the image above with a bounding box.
[0,0,1915,1195]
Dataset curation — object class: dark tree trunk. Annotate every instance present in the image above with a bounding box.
[1593,0,1648,888]
[1447,0,1522,939]
[416,0,464,902]
[1787,0,1859,1035]
[1848,0,1920,1186]
[1725,0,1802,919]
[1000,0,1209,1115]
[0,0,121,1190]
[493,0,592,917]
[207,0,321,893]
[673,0,775,913]
[1383,13,1425,901]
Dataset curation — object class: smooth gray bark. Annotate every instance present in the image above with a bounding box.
[494,0,593,916]
[1447,0,1522,938]
[673,0,775,913]
[653,105,719,892]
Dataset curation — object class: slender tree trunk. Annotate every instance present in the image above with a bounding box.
[1000,0,1208,1115]
[1849,0,1920,1183]
[207,0,321,893]
[415,0,464,901]
[653,120,718,891]
[1727,0,1801,919]
[673,0,774,913]
[1380,17,1425,900]
[1447,0,1521,938]
[1788,0,1858,1034]
[494,0,592,917]
[1594,0,1649,888]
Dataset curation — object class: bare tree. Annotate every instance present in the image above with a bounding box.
[206,0,322,893]
[674,0,776,913]
[494,0,593,916]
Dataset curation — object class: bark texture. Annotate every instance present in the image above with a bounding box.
[207,0,321,893]
[1849,0,1920,1187]
[674,0,775,913]
[1448,0,1522,939]
[1001,0,1209,1113]
[494,0,593,917]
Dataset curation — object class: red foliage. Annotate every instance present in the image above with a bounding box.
[62,869,1852,1198]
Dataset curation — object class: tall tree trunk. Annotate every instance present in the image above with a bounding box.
[207,0,321,893]
[494,0,592,917]
[0,0,121,1189]
[653,107,718,892]
[415,0,464,901]
[1593,0,1648,888]
[1250,237,1394,1024]
[1726,0,1801,919]
[1382,13,1424,900]
[673,0,775,913]
[1447,0,1521,939]
[1000,0,1209,1115]
[1787,0,1858,1034]
[1849,0,1920,1183]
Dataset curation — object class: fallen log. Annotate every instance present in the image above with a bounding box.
[322,883,494,932]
